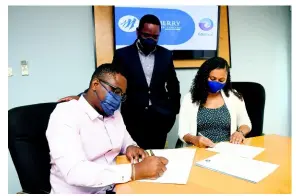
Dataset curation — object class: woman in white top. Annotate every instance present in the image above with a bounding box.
[178,57,252,148]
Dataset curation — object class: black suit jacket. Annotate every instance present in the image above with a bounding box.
[112,43,181,117]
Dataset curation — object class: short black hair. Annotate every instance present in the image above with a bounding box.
[190,57,242,105]
[138,14,161,31]
[89,63,121,86]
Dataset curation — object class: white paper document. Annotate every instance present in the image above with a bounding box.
[196,153,279,183]
[138,148,196,184]
[206,142,265,159]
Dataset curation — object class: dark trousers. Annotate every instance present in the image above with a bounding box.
[122,106,176,150]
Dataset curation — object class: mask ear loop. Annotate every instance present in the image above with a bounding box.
[94,80,108,102]
[93,88,104,104]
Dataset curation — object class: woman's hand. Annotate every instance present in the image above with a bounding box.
[230,131,245,144]
[194,136,215,148]
[183,134,215,148]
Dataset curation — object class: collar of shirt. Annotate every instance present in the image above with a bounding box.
[78,95,104,121]
[136,39,157,56]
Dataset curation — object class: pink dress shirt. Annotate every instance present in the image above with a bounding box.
[46,95,137,193]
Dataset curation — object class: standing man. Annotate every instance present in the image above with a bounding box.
[112,14,181,149]
[59,14,181,150]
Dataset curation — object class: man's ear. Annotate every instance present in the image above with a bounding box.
[91,79,99,92]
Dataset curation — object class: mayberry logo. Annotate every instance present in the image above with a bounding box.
[115,7,195,45]
[118,15,139,32]
[199,18,214,31]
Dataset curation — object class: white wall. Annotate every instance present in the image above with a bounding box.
[229,6,291,135]
[8,6,95,193]
[167,6,291,148]
[8,5,291,193]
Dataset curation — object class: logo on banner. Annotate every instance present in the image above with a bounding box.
[198,18,214,36]
[118,15,139,32]
[115,7,195,45]
[199,18,214,31]
[161,20,181,31]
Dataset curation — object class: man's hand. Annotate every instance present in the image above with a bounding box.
[126,145,149,163]
[230,131,245,144]
[134,156,168,180]
[58,96,79,102]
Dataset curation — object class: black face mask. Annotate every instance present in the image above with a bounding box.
[138,36,157,55]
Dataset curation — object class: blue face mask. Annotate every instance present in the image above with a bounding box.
[208,81,226,93]
[142,37,157,48]
[96,90,121,117]
[138,37,157,54]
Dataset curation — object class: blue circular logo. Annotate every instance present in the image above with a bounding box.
[199,18,214,31]
[118,15,139,32]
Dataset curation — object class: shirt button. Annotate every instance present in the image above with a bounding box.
[145,107,148,110]
[148,91,151,94]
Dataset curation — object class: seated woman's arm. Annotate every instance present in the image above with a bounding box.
[230,94,252,143]
[178,94,192,144]
[178,94,214,148]
[237,95,252,135]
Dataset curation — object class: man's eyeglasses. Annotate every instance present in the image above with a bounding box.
[98,79,127,102]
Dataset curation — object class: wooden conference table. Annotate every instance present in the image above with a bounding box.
[115,134,291,194]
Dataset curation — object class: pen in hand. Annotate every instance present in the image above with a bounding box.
[198,132,215,148]
[198,132,205,137]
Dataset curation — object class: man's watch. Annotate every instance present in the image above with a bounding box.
[237,129,245,137]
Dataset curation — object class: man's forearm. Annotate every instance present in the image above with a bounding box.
[60,160,132,188]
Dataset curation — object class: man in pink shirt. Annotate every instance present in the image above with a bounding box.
[46,63,168,194]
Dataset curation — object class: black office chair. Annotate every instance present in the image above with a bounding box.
[175,82,266,148]
[231,82,266,138]
[8,102,58,194]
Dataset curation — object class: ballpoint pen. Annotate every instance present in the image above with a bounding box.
[198,132,215,147]
[198,132,205,137]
